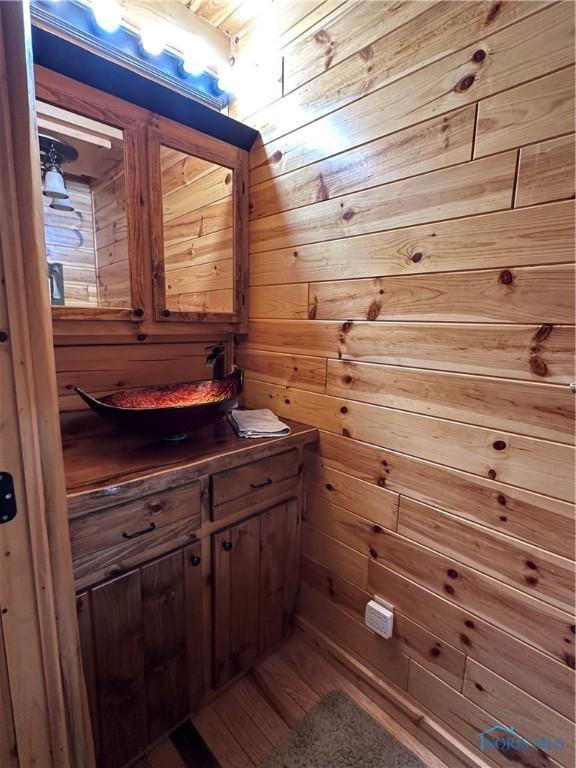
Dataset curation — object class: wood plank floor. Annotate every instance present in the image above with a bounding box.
[136,633,445,768]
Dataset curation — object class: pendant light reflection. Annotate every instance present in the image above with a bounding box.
[49,197,75,212]
[39,135,78,213]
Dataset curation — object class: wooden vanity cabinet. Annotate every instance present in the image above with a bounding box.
[76,541,204,768]
[64,420,317,768]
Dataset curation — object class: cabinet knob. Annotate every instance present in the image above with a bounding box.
[222,541,233,552]
[162,308,171,317]
[133,307,144,318]
[190,555,202,567]
[148,502,162,513]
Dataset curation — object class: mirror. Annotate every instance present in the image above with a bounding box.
[37,100,131,309]
[160,145,234,315]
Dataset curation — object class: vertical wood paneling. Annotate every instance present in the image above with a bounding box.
[234,0,576,762]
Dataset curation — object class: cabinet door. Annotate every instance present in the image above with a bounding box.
[91,569,147,768]
[147,121,249,326]
[35,69,147,321]
[142,550,188,742]
[259,498,300,654]
[213,516,260,687]
[76,546,205,768]
[212,500,301,688]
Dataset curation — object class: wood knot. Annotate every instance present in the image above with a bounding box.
[342,208,355,222]
[486,1,502,24]
[317,173,329,202]
[460,633,471,647]
[359,45,373,62]
[137,332,147,341]
[533,324,554,343]
[497,494,507,506]
[525,560,538,570]
[367,300,381,321]
[444,584,455,595]
[499,515,508,522]
[308,300,318,320]
[447,568,458,579]
[493,440,507,451]
[369,548,378,559]
[372,525,383,534]
[377,477,387,487]
[314,28,330,44]
[0,331,8,343]
[571,624,576,635]
[529,355,548,377]
[342,428,351,438]
[411,252,423,263]
[475,682,484,691]
[430,647,441,658]
[455,74,475,92]
[472,49,487,63]
[464,620,475,629]
[499,270,513,285]
[525,575,538,585]
[325,483,335,491]
[343,375,353,384]
[340,406,348,414]
[224,173,232,184]
[341,320,354,335]
[488,469,497,480]
[564,653,575,670]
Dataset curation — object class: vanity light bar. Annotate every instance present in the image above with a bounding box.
[30,0,229,110]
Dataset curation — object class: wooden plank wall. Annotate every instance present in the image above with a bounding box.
[43,179,98,306]
[233,1,576,764]
[161,147,234,313]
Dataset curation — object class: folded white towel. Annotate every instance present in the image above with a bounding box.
[229,408,291,438]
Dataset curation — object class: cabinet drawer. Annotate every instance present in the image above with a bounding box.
[211,449,299,520]
[70,482,201,560]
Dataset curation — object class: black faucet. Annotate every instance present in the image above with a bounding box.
[205,344,226,380]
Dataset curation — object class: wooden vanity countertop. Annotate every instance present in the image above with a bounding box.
[60,411,318,511]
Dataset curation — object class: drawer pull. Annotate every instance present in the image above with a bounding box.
[122,522,156,540]
[222,541,233,552]
[190,555,202,567]
[147,502,162,513]
[250,478,273,489]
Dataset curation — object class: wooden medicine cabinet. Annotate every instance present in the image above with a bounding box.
[34,66,249,332]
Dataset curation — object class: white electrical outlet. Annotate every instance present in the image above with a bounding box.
[365,597,394,639]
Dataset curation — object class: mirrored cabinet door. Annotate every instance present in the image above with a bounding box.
[161,147,234,315]
[150,124,248,326]
[36,98,143,318]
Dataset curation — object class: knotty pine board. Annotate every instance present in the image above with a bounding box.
[300,555,574,721]
[243,1,549,146]
[249,201,575,285]
[250,3,574,184]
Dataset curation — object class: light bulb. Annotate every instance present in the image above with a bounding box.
[182,38,211,77]
[140,24,165,56]
[217,65,237,94]
[92,0,122,34]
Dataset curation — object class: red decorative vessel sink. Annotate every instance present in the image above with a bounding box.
[75,368,243,439]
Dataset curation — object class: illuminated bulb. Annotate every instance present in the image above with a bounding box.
[217,64,238,94]
[92,0,122,34]
[181,37,211,77]
[140,24,165,56]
